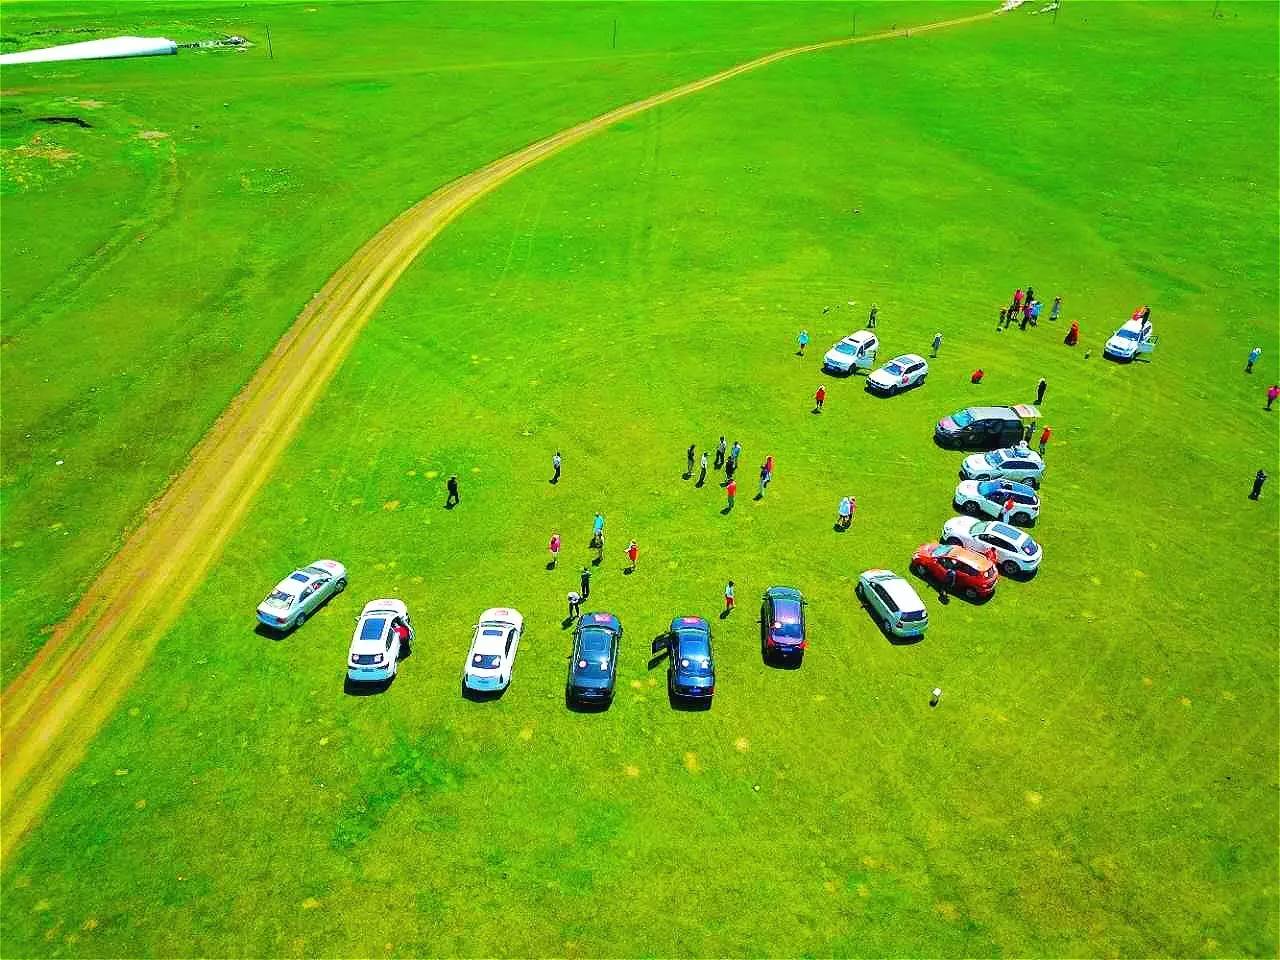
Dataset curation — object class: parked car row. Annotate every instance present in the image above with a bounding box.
[257,572,813,708]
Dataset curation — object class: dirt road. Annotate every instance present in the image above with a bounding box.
[0,9,998,862]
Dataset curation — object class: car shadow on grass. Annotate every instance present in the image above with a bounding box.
[669,691,712,712]
[565,692,612,714]
[254,623,287,640]
[344,674,395,696]
[907,569,995,608]
[854,595,924,647]
[461,682,508,703]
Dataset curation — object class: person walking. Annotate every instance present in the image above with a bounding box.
[715,436,727,470]
[764,455,774,488]
[445,474,460,508]
[697,450,708,486]
[686,443,696,479]
[1010,288,1024,316]
[1250,469,1267,500]
[729,440,742,471]
[867,303,878,328]
[626,539,639,572]
[848,495,857,527]
[567,590,582,620]
[1246,346,1262,373]
[580,566,591,600]
[1038,425,1051,456]
[726,477,737,511]
[1267,384,1280,411]
[1050,296,1062,322]
[814,384,826,412]
[942,567,957,602]
[551,450,562,484]
[724,580,735,615]
[797,329,810,356]
[931,332,943,357]
[1029,300,1042,326]
[1025,286,1035,311]
[548,533,561,568]
[593,512,605,540]
[1020,305,1032,331]
[757,460,769,498]
[837,496,851,529]
[725,455,736,483]
[1036,377,1047,405]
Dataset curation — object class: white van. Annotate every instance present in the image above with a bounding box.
[856,569,928,638]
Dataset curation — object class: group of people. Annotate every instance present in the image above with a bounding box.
[1001,286,1062,332]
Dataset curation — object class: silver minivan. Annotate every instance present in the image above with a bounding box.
[856,569,928,638]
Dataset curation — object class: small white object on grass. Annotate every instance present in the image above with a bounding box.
[931,687,942,707]
[55,459,64,466]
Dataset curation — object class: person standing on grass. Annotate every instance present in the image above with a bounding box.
[697,450,708,485]
[1020,305,1032,331]
[848,495,857,527]
[548,533,561,568]
[932,332,943,357]
[971,369,985,384]
[764,455,774,488]
[837,496,851,529]
[798,329,810,356]
[1267,384,1280,411]
[1065,321,1080,346]
[580,566,591,600]
[1050,296,1062,322]
[686,443,696,479]
[814,384,826,412]
[1025,286,1035,312]
[1011,288,1024,316]
[1002,495,1016,524]
[567,590,581,620]
[1246,346,1262,373]
[1250,469,1267,500]
[445,474,460,507]
[726,477,738,511]
[730,440,742,472]
[757,460,769,498]
[867,303,878,328]
[551,450,562,483]
[1039,425,1051,456]
[715,436,727,470]
[1030,300,1043,326]
[626,539,639,572]
[1036,377,1047,405]
[724,580,735,615]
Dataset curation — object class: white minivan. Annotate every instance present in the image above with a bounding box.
[856,569,928,638]
[822,330,879,374]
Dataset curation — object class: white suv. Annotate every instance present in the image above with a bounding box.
[856,569,928,638]
[960,446,1045,487]
[822,330,879,374]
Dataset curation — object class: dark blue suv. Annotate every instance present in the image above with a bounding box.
[659,616,716,703]
[566,612,621,707]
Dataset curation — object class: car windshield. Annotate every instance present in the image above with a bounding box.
[479,627,504,638]
[834,341,857,355]
[930,545,950,558]
[883,361,904,375]
[900,609,926,622]
[302,565,331,576]
[951,409,973,427]
[677,635,712,674]
[977,481,1004,497]
[263,591,294,608]
[1116,328,1140,341]
[359,617,386,641]
[471,653,501,670]
[771,601,803,637]
[983,451,1006,466]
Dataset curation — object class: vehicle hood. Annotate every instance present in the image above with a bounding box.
[1105,334,1136,355]
[936,416,959,433]
[960,454,990,476]
[866,368,897,386]
[941,516,977,539]
[955,480,982,498]
[824,347,854,366]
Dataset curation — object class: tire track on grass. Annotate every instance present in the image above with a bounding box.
[0,8,1000,861]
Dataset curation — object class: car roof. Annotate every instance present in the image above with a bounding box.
[669,615,709,633]
[986,522,1027,542]
[478,607,523,628]
[945,545,994,568]
[880,577,924,611]
[580,611,620,632]
[887,353,925,365]
[967,406,1021,421]
[1118,319,1147,333]
[471,624,508,655]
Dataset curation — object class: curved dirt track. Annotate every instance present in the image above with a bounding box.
[0,8,998,861]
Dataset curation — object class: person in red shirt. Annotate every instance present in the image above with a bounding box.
[726,478,738,511]
[1002,496,1016,523]
[1266,384,1279,411]
[548,532,561,568]
[814,385,826,412]
[971,368,985,384]
[1038,426,1051,456]
[626,539,638,572]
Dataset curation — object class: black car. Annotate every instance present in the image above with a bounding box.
[934,405,1027,450]
[566,612,621,706]
[761,586,807,664]
[656,616,715,703]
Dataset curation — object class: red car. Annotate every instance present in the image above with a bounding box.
[911,543,998,599]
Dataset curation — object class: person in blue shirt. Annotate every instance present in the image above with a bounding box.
[797,329,810,357]
[1246,346,1262,373]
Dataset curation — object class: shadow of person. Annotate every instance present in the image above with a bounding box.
[719,608,731,620]
[561,616,576,629]
[720,505,733,515]
[546,560,556,570]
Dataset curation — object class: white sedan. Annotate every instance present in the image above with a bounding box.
[347,599,414,683]
[256,559,346,631]
[953,479,1040,526]
[941,516,1043,575]
[865,354,928,395]
[462,607,524,694]
[960,446,1045,487]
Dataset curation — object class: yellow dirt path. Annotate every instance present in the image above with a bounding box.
[0,8,998,862]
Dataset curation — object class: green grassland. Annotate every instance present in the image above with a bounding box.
[3,1,1279,958]
[0,0,952,685]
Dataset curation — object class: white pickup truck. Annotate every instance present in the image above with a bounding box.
[1104,317,1157,361]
